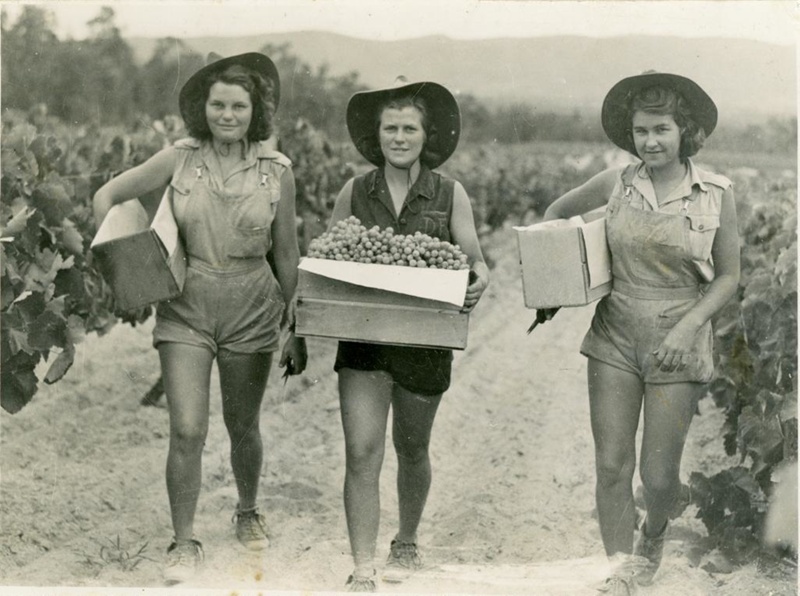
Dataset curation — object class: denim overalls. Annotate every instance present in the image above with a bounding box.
[580,160,730,383]
[152,138,288,354]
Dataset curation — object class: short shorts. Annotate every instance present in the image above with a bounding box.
[153,259,284,355]
[334,341,453,396]
[580,289,714,384]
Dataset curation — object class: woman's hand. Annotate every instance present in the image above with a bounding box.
[462,265,489,312]
[652,319,701,372]
[527,307,560,333]
[280,332,308,377]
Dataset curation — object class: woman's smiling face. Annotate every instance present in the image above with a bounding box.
[378,106,426,169]
[631,111,682,168]
[206,81,253,144]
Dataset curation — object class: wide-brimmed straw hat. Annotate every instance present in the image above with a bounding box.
[601,71,717,155]
[179,52,280,122]
[346,77,461,168]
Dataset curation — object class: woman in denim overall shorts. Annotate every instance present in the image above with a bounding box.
[543,72,740,595]
[93,53,307,585]
[328,78,490,591]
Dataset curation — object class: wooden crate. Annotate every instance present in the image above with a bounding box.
[296,264,469,350]
[90,194,186,312]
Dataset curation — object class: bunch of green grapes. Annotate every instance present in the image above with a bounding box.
[307,216,470,270]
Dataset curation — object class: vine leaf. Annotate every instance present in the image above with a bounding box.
[1,206,37,238]
[31,181,73,225]
[0,351,40,414]
[28,310,68,351]
[59,219,85,255]
[44,344,75,384]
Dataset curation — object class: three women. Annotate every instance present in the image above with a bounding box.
[95,53,738,594]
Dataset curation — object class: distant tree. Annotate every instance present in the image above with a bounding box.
[139,38,204,119]
[78,7,139,123]
[2,5,140,125]
[260,42,367,141]
[458,93,493,143]
[1,5,60,111]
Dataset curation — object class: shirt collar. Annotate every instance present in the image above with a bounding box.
[369,165,435,200]
[632,158,703,209]
[199,139,257,179]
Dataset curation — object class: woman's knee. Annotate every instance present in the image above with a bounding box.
[393,436,430,465]
[223,411,261,441]
[640,465,680,497]
[170,423,208,453]
[595,452,635,489]
[345,440,385,476]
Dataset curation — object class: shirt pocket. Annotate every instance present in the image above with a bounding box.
[684,214,720,261]
[228,187,276,258]
[169,169,201,226]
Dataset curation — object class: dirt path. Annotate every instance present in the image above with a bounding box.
[1,231,796,595]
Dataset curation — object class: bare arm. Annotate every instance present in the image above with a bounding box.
[271,168,302,310]
[450,181,489,312]
[271,168,307,373]
[543,168,620,221]
[654,187,740,371]
[327,178,354,231]
[92,147,177,226]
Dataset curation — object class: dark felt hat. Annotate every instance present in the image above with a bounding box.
[346,77,461,168]
[601,71,717,155]
[179,52,280,122]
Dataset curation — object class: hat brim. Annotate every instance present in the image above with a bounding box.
[346,81,461,169]
[601,72,717,155]
[179,52,280,123]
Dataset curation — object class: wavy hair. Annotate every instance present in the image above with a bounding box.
[183,63,276,142]
[358,94,442,168]
[627,85,706,158]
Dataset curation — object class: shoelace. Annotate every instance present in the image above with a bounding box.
[347,571,376,591]
[167,541,203,565]
[598,574,635,594]
[233,509,268,540]
[390,541,421,567]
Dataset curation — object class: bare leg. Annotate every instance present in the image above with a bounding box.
[588,358,644,556]
[391,385,443,544]
[159,343,214,542]
[218,349,273,510]
[338,368,393,574]
[639,382,702,535]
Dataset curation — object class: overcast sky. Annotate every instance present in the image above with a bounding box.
[2,0,797,44]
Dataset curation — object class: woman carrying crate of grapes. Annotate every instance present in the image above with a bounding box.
[542,72,740,594]
[322,77,489,591]
[92,52,307,584]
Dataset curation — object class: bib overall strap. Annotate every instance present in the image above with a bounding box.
[620,163,637,199]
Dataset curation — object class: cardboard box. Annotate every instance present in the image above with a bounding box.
[296,258,470,350]
[514,208,612,308]
[90,193,186,312]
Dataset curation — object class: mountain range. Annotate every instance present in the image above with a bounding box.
[128,32,796,120]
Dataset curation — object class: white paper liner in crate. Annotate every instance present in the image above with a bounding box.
[90,188,180,257]
[298,258,469,307]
